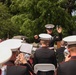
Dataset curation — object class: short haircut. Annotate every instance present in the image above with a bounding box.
[40,40,50,47]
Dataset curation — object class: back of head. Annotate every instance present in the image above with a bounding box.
[40,40,50,47]
[60,40,65,47]
[63,35,76,52]
[39,33,52,47]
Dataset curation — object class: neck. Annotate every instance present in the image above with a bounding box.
[70,52,76,57]
[42,44,47,48]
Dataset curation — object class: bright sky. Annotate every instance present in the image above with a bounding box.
[72,10,76,16]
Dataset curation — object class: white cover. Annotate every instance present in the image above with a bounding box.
[0,47,12,64]
[0,39,23,66]
[45,24,55,28]
[34,64,55,74]
[0,39,22,50]
[20,43,33,54]
[39,33,52,40]
[63,35,76,45]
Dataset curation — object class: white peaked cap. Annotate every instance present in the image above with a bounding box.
[63,35,76,45]
[39,33,52,40]
[45,24,55,29]
[0,47,12,64]
[20,43,33,54]
[0,39,23,51]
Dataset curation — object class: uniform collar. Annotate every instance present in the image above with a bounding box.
[71,56,76,60]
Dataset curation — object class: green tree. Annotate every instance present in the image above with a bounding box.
[58,0,76,15]
[7,0,76,42]
[0,3,18,39]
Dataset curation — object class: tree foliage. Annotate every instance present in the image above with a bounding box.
[0,0,76,42]
[0,3,12,39]
[58,0,76,15]
[0,2,21,39]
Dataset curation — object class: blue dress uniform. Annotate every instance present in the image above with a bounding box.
[6,65,29,75]
[33,34,57,75]
[57,56,76,75]
[5,61,35,75]
[49,33,62,47]
[34,24,62,47]
[33,47,57,75]
[56,47,65,63]
[57,35,76,75]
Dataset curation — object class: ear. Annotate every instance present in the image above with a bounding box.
[67,48,70,52]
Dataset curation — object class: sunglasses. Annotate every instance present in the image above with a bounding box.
[46,28,53,30]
